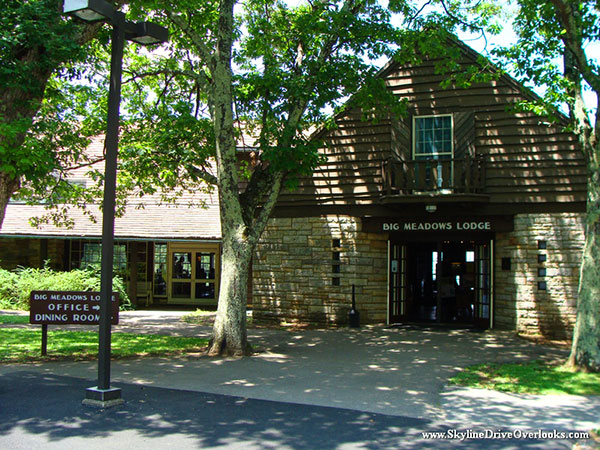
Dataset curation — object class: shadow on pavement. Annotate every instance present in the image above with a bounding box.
[0,371,576,450]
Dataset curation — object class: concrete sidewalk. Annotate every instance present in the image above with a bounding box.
[2,309,599,434]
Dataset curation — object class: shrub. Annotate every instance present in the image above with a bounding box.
[0,265,131,311]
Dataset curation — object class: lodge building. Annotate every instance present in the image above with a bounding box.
[0,40,587,339]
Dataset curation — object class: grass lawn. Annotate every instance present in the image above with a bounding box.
[181,309,217,326]
[181,309,255,327]
[0,315,29,324]
[450,361,600,396]
[0,328,209,363]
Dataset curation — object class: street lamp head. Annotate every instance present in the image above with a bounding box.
[128,22,169,46]
[63,0,115,22]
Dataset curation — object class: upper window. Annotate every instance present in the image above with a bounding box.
[413,115,453,160]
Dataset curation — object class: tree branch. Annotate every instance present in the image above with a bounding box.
[166,11,216,75]
[550,0,598,164]
[190,165,219,186]
[123,67,210,90]
[550,0,600,94]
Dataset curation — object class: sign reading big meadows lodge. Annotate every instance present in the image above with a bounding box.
[361,216,514,233]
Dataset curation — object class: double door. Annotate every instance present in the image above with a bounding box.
[153,243,220,305]
[389,240,492,327]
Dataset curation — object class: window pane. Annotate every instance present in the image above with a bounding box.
[172,282,191,298]
[195,282,215,299]
[414,116,452,158]
[114,244,127,276]
[195,253,215,280]
[173,252,192,279]
[153,243,167,296]
[81,243,101,269]
[79,242,127,273]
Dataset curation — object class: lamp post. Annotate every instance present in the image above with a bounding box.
[63,0,168,407]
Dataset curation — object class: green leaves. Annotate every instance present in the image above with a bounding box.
[494,0,599,122]
[0,0,84,94]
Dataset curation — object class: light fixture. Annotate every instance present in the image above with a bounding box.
[63,0,115,22]
[128,22,170,45]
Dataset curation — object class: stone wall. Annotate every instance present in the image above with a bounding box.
[254,212,585,335]
[0,238,65,271]
[252,216,388,326]
[494,213,584,339]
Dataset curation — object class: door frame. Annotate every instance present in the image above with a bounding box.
[167,242,221,306]
[388,241,409,324]
[387,236,494,328]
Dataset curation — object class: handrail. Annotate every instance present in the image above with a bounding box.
[382,156,486,195]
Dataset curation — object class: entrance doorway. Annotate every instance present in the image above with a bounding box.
[152,242,220,306]
[389,240,492,327]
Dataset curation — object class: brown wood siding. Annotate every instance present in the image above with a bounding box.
[277,44,587,209]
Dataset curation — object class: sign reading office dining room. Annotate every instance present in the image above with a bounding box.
[30,291,119,325]
[361,216,514,233]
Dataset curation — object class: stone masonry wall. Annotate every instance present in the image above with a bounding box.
[252,216,388,326]
[494,213,584,339]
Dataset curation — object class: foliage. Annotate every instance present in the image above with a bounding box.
[492,0,599,123]
[0,1,113,230]
[0,265,130,310]
[450,361,600,395]
[0,328,208,362]
[0,0,90,175]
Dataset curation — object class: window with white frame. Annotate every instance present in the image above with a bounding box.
[413,115,453,160]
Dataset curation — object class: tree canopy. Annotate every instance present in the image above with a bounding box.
[0,0,108,228]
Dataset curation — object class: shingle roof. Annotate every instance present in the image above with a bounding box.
[1,136,222,241]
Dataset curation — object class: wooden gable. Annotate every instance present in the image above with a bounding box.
[276,40,587,212]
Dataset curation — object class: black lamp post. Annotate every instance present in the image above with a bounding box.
[63,0,168,407]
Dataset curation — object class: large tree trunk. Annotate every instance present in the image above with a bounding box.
[567,168,600,372]
[0,171,20,229]
[207,232,253,356]
[560,35,600,372]
[205,0,307,356]
[208,0,252,356]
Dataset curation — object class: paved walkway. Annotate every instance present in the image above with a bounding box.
[2,309,598,434]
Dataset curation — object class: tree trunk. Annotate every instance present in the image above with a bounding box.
[567,167,600,372]
[560,35,600,372]
[0,171,20,230]
[207,232,253,356]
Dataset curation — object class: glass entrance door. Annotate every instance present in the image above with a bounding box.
[168,243,220,305]
[172,251,193,299]
[388,239,493,327]
[474,242,492,328]
[389,243,408,323]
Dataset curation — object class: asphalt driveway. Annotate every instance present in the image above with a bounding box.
[1,310,599,449]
